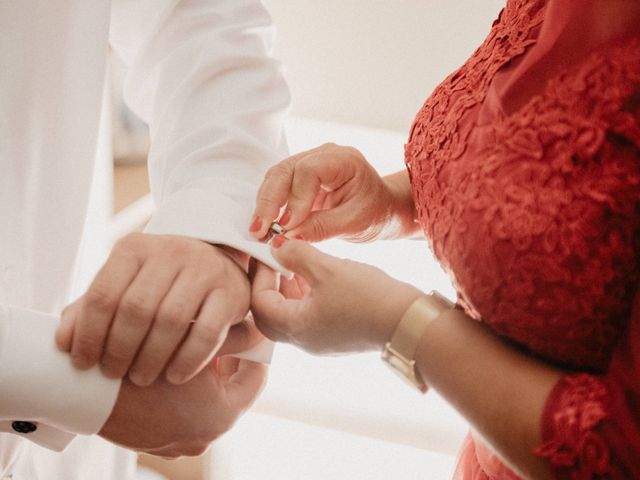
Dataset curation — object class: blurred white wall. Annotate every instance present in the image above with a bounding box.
[264,0,505,133]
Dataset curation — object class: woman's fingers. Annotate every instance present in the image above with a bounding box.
[250,262,296,342]
[250,144,358,239]
[279,273,308,300]
[251,240,341,344]
[251,149,313,239]
[281,150,353,231]
[251,163,292,239]
[287,199,368,242]
[279,159,323,230]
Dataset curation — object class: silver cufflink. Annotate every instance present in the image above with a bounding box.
[266,222,286,244]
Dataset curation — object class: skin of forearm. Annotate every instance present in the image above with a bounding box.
[381,170,422,239]
[413,307,562,479]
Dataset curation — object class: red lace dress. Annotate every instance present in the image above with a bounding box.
[404,0,640,478]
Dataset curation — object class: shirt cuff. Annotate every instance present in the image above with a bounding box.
[145,179,286,363]
[0,420,75,452]
[144,178,290,274]
[233,338,275,364]
[0,305,121,450]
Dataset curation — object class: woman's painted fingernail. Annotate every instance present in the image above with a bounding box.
[272,235,287,249]
[294,234,305,241]
[280,209,292,227]
[249,216,262,233]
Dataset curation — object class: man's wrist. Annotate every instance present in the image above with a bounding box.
[213,244,251,272]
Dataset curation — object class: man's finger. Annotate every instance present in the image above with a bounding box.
[216,356,240,378]
[166,289,242,385]
[101,261,179,379]
[216,316,265,357]
[55,298,83,352]
[71,250,141,369]
[224,359,268,412]
[127,268,210,386]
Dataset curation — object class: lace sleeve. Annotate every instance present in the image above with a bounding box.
[534,296,640,479]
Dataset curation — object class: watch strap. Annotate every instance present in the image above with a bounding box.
[389,291,453,358]
[382,291,453,392]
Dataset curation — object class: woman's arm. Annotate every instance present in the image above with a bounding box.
[251,239,640,479]
[249,239,560,477]
[414,306,560,479]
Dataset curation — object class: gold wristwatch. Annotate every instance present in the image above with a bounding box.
[381,291,453,393]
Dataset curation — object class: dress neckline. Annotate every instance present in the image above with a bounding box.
[488,0,640,120]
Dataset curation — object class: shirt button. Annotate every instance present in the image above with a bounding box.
[11,421,37,434]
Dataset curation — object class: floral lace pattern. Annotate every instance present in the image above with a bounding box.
[404,0,640,478]
[405,0,640,370]
[535,375,616,478]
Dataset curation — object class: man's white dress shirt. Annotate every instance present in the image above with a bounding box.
[0,0,289,478]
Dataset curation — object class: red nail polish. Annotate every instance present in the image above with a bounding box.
[272,235,287,249]
[280,209,292,227]
[249,216,262,233]
[294,234,305,241]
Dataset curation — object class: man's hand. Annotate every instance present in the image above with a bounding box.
[99,357,267,457]
[55,233,250,386]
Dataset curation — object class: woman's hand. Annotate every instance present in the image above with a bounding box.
[250,236,423,355]
[249,143,416,243]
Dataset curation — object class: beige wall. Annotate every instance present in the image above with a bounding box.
[264,0,505,133]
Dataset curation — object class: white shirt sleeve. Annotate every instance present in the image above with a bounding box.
[0,305,121,451]
[109,0,291,272]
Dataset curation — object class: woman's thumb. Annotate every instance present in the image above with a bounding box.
[270,236,333,285]
[287,208,351,243]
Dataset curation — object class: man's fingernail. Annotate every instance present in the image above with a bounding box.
[272,235,287,249]
[166,370,187,384]
[100,364,123,379]
[129,370,150,386]
[71,353,91,369]
[249,216,262,233]
[280,209,292,227]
